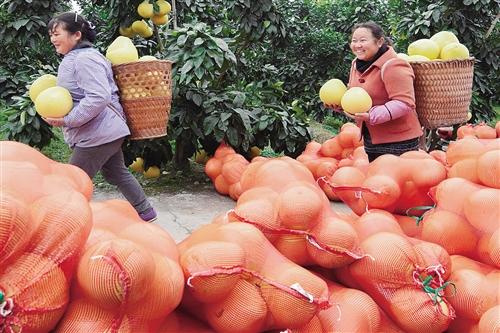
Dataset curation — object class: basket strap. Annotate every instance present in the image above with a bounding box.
[107,103,127,123]
[380,57,397,81]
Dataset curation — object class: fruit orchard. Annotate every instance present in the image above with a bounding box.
[0,0,498,165]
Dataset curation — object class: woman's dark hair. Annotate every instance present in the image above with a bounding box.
[48,12,97,43]
[351,21,393,47]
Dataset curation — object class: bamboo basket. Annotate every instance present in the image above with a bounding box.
[112,60,173,140]
[410,58,475,129]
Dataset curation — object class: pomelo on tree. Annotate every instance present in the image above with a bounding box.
[106,36,139,65]
[341,87,372,114]
[152,14,168,26]
[408,39,440,60]
[440,42,470,60]
[29,74,57,102]
[34,86,73,118]
[430,31,459,51]
[319,79,347,105]
[137,0,154,18]
[155,0,171,15]
[119,26,135,38]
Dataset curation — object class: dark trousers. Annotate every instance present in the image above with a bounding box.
[69,138,151,214]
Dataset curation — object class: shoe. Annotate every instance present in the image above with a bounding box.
[139,207,157,223]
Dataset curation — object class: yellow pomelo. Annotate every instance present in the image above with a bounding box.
[139,55,157,61]
[250,146,261,158]
[132,20,153,38]
[152,14,168,25]
[341,87,372,114]
[34,86,73,118]
[396,53,410,61]
[467,112,472,121]
[430,31,459,51]
[194,150,208,164]
[319,79,347,105]
[408,39,440,60]
[143,166,161,178]
[408,54,430,62]
[119,26,135,38]
[156,0,171,15]
[137,0,154,18]
[129,157,144,173]
[440,42,469,60]
[106,36,139,65]
[29,74,57,102]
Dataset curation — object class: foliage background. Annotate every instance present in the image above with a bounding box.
[0,0,498,165]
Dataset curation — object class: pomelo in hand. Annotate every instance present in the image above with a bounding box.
[106,36,139,65]
[319,79,347,105]
[440,42,469,60]
[29,74,57,102]
[408,39,440,60]
[35,86,73,118]
[341,87,372,114]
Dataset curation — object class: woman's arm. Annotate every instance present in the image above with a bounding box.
[63,52,112,128]
[368,58,416,125]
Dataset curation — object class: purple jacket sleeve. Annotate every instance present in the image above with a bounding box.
[63,53,112,128]
[368,100,413,125]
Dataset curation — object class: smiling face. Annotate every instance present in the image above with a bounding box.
[350,27,384,61]
[49,23,81,55]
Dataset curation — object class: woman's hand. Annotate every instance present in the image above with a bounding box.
[43,117,65,127]
[343,111,370,122]
[323,103,343,113]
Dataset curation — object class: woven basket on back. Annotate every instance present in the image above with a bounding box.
[410,58,475,129]
[112,60,173,140]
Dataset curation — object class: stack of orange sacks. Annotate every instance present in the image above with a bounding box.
[0,141,93,333]
[55,200,184,332]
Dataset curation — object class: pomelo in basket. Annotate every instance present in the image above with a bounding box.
[440,42,469,60]
[106,36,139,65]
[408,39,440,60]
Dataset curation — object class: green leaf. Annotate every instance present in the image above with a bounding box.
[194,37,204,46]
[232,93,246,107]
[212,37,229,52]
[180,59,194,74]
[20,111,26,125]
[12,19,29,31]
[177,34,188,47]
[192,93,203,106]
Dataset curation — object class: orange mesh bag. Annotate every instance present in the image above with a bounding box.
[205,143,248,199]
[443,255,499,330]
[325,153,446,216]
[290,274,405,333]
[178,222,330,332]
[0,141,93,333]
[158,310,215,333]
[55,200,184,332]
[229,158,365,269]
[335,233,455,333]
[457,123,497,139]
[412,178,500,267]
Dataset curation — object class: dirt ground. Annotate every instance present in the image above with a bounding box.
[93,187,353,243]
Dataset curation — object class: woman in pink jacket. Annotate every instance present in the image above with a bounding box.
[327,21,423,162]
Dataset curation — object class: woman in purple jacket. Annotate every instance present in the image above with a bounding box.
[43,12,157,222]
